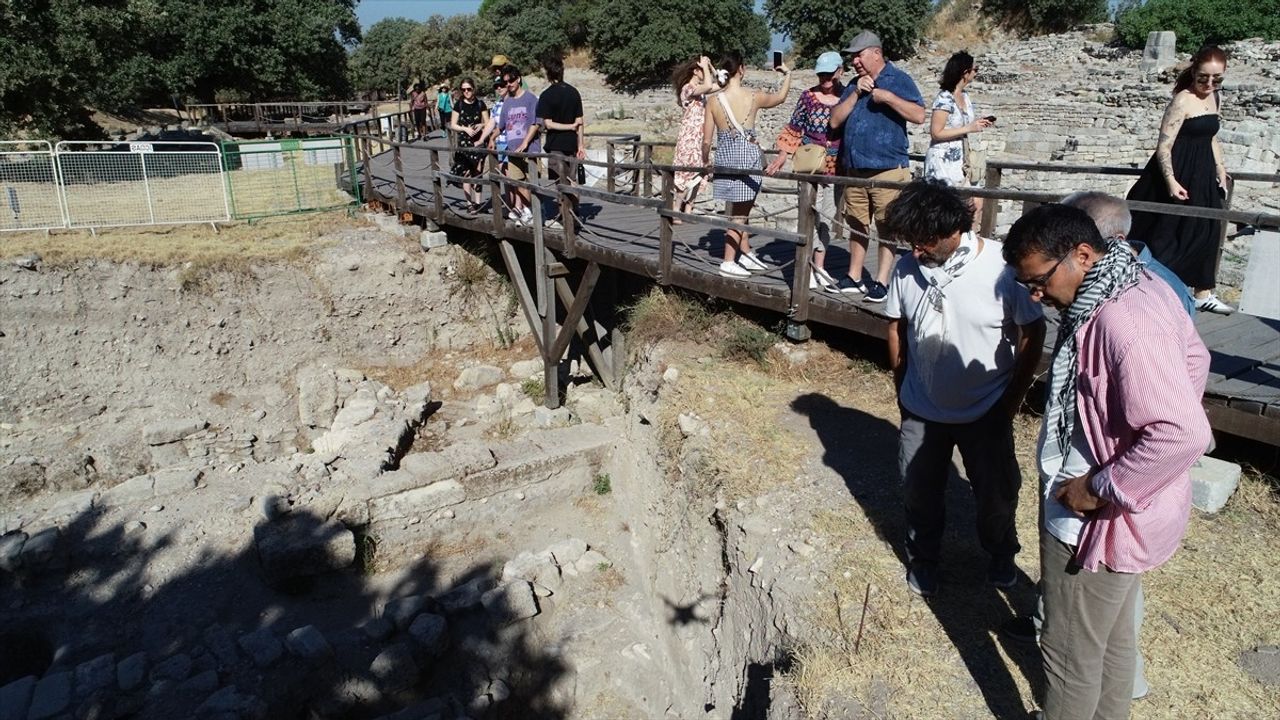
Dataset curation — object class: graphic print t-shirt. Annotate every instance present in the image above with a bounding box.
[499,91,541,155]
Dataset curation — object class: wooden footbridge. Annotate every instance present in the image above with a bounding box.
[340,114,1280,446]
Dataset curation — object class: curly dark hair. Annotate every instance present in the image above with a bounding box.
[939,51,974,92]
[1003,204,1107,266]
[881,179,974,248]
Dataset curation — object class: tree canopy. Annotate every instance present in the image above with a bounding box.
[401,14,508,87]
[588,0,769,92]
[1,0,360,137]
[349,17,421,97]
[764,0,931,63]
[477,0,593,70]
[1116,0,1280,52]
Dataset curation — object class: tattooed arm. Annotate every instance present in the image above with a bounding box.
[1156,94,1189,200]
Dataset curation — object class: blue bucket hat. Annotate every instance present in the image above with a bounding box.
[814,51,843,74]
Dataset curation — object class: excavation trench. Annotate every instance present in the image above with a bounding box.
[0,226,804,719]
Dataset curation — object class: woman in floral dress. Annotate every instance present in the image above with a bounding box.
[924,51,992,213]
[670,56,718,219]
[766,51,845,293]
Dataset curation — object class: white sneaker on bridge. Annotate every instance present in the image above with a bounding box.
[718,260,751,278]
[738,252,769,272]
[1195,293,1234,314]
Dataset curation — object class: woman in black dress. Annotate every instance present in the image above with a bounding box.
[449,78,489,213]
[1127,46,1232,314]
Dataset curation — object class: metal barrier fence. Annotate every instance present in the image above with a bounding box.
[0,141,64,231]
[221,136,360,219]
[54,141,230,229]
[0,136,361,232]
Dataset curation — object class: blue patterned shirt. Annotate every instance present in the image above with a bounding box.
[838,62,923,171]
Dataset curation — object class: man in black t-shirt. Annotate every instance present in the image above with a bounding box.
[536,54,585,230]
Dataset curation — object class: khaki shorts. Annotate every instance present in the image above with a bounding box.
[507,156,540,181]
[842,166,911,227]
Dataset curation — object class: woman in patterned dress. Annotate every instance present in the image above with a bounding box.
[704,52,792,278]
[924,52,992,214]
[766,50,845,293]
[671,56,718,219]
[449,78,489,213]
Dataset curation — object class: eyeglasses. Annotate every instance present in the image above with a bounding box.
[1195,73,1224,85]
[1016,254,1067,292]
[505,78,520,87]
[461,86,475,92]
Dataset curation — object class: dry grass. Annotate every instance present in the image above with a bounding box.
[652,309,1279,716]
[923,0,996,51]
[0,209,354,274]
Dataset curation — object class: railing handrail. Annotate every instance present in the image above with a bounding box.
[351,132,1280,230]
[987,158,1279,184]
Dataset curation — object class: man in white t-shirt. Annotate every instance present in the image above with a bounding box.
[882,180,1046,597]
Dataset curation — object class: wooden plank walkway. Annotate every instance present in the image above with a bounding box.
[354,141,1280,446]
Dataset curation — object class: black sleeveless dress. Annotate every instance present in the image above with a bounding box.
[1126,111,1223,290]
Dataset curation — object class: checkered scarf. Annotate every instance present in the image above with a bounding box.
[1043,239,1144,457]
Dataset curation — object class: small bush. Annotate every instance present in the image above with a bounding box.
[719,321,777,365]
[593,473,612,495]
[521,377,545,399]
[1116,0,1280,52]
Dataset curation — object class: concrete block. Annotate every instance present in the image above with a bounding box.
[398,442,496,487]
[0,531,26,572]
[152,467,202,496]
[384,594,428,630]
[408,613,448,656]
[101,475,154,507]
[18,527,60,568]
[369,643,419,691]
[420,230,448,250]
[481,581,540,625]
[1191,455,1241,513]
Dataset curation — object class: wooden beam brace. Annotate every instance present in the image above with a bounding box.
[548,262,602,364]
[554,276,615,389]
[496,239,545,355]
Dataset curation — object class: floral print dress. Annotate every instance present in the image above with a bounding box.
[924,90,975,186]
[673,83,707,195]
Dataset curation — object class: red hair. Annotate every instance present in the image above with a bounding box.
[1174,46,1227,94]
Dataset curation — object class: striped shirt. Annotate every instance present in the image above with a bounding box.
[1063,274,1212,573]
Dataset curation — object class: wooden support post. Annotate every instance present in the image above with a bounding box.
[610,326,626,389]
[658,168,674,285]
[606,143,616,193]
[497,240,545,355]
[788,180,817,342]
[548,262,602,365]
[490,174,504,237]
[361,138,375,205]
[428,147,444,221]
[393,144,406,211]
[642,144,654,197]
[553,276,614,389]
[980,165,1002,237]
[558,155,577,259]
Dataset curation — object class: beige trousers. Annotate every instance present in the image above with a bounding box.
[1040,532,1140,720]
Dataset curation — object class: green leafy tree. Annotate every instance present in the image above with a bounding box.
[349,17,420,97]
[479,0,595,69]
[401,14,509,86]
[0,0,144,137]
[764,0,931,63]
[1116,0,1280,52]
[588,0,769,92]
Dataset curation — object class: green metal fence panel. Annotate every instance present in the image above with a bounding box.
[220,135,360,220]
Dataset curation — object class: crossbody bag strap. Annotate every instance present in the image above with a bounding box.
[716,92,748,136]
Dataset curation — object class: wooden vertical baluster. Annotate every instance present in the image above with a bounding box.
[980,165,1002,237]
[658,168,674,285]
[787,180,817,342]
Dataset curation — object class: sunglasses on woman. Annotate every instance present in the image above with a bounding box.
[1195,73,1224,85]
[461,86,475,92]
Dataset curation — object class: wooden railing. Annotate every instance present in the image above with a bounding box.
[189,102,375,133]
[344,131,1280,341]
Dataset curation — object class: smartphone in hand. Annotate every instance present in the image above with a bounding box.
[772,51,783,69]
[984,115,997,123]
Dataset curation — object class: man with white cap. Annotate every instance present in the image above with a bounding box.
[830,30,925,303]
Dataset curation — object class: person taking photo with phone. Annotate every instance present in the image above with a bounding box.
[924,51,994,216]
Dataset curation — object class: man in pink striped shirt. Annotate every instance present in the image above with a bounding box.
[1003,204,1211,720]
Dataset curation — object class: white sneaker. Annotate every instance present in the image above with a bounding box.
[1195,293,1234,314]
[738,252,769,271]
[507,209,520,220]
[810,268,839,293]
[520,210,533,225]
[718,260,751,278]
[545,218,563,231]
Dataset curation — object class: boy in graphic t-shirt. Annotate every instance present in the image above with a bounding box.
[496,65,540,225]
